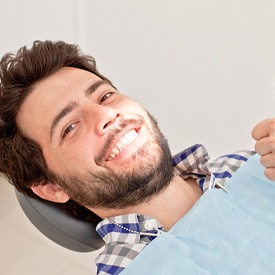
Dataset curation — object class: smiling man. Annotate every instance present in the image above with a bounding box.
[16,65,175,212]
[0,40,274,275]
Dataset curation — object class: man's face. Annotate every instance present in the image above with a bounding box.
[17,67,173,209]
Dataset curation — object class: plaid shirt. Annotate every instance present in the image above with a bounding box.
[96,144,255,274]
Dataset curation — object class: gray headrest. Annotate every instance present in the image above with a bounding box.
[15,189,104,252]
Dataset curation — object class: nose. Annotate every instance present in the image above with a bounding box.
[93,105,121,136]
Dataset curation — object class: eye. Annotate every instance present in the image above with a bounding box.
[62,123,77,138]
[100,92,114,103]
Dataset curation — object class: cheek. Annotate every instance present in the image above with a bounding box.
[64,144,98,172]
[122,99,149,118]
[43,143,97,176]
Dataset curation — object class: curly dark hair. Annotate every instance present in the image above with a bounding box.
[0,40,113,223]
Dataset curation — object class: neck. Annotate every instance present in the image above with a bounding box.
[91,174,202,231]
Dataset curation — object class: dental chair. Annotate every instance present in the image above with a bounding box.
[15,189,104,252]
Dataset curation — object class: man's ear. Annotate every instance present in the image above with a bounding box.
[31,183,70,203]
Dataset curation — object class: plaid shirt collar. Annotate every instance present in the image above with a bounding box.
[97,213,163,245]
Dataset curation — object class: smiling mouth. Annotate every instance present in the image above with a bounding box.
[107,129,138,161]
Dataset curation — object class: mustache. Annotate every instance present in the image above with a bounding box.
[95,117,144,164]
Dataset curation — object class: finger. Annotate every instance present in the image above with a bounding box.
[260,153,275,168]
[254,136,275,155]
[263,167,275,181]
[251,118,275,141]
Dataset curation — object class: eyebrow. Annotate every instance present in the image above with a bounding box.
[85,80,111,96]
[50,80,111,140]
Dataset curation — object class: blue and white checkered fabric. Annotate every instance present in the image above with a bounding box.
[96,144,255,274]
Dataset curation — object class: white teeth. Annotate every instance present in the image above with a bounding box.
[112,148,120,155]
[116,142,124,150]
[108,129,138,160]
[120,137,128,145]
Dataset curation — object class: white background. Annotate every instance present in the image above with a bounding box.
[1,1,275,274]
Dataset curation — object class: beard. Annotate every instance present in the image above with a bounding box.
[49,112,174,209]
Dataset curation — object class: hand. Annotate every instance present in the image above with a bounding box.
[252,118,275,181]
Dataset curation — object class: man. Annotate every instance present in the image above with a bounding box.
[0,40,274,274]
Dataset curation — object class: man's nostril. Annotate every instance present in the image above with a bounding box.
[103,114,121,130]
[103,122,109,129]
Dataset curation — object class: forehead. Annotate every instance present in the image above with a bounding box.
[16,67,102,142]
